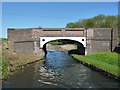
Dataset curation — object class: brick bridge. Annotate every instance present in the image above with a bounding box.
[8,28,118,57]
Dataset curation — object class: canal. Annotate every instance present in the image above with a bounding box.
[2,50,119,88]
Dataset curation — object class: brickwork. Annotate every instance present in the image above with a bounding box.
[8,28,118,55]
[14,42,34,54]
[86,28,118,54]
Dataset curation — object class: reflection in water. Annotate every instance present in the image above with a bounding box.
[2,50,119,88]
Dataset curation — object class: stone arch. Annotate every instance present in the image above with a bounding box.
[40,37,86,48]
[40,37,86,56]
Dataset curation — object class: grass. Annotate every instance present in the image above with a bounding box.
[1,43,10,79]
[71,52,119,77]
[2,56,9,79]
[87,52,118,66]
[0,42,9,79]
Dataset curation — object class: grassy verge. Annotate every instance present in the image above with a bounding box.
[71,52,119,78]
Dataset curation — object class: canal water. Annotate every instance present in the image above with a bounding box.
[2,50,119,88]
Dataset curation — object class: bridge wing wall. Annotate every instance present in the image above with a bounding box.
[86,28,118,54]
[8,28,36,54]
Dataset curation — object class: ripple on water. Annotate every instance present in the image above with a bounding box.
[38,80,58,86]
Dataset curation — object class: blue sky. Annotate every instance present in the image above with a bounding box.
[2,2,118,38]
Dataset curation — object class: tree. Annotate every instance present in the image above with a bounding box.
[82,18,94,28]
[105,15,118,28]
[66,14,117,29]
[93,14,106,28]
[74,22,82,28]
[66,22,76,28]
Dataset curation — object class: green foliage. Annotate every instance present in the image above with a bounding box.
[0,38,8,43]
[66,21,85,28]
[66,14,118,29]
[49,40,65,45]
[93,14,106,28]
[82,18,94,28]
[71,52,119,77]
[1,54,10,79]
[2,60,9,79]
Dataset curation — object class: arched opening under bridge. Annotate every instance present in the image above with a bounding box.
[40,37,86,56]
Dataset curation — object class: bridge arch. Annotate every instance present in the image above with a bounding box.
[40,37,86,48]
[40,37,86,56]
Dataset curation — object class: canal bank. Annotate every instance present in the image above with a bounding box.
[70,52,119,80]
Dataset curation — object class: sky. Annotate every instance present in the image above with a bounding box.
[2,2,118,38]
[1,0,120,2]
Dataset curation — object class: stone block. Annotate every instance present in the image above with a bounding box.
[87,40,111,54]
[14,42,34,55]
[14,29,33,42]
[93,28,111,40]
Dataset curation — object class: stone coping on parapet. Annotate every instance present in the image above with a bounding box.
[7,28,85,30]
[7,28,112,30]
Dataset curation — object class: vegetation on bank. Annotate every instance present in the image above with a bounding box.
[71,52,119,77]
[2,50,9,79]
[0,38,10,79]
